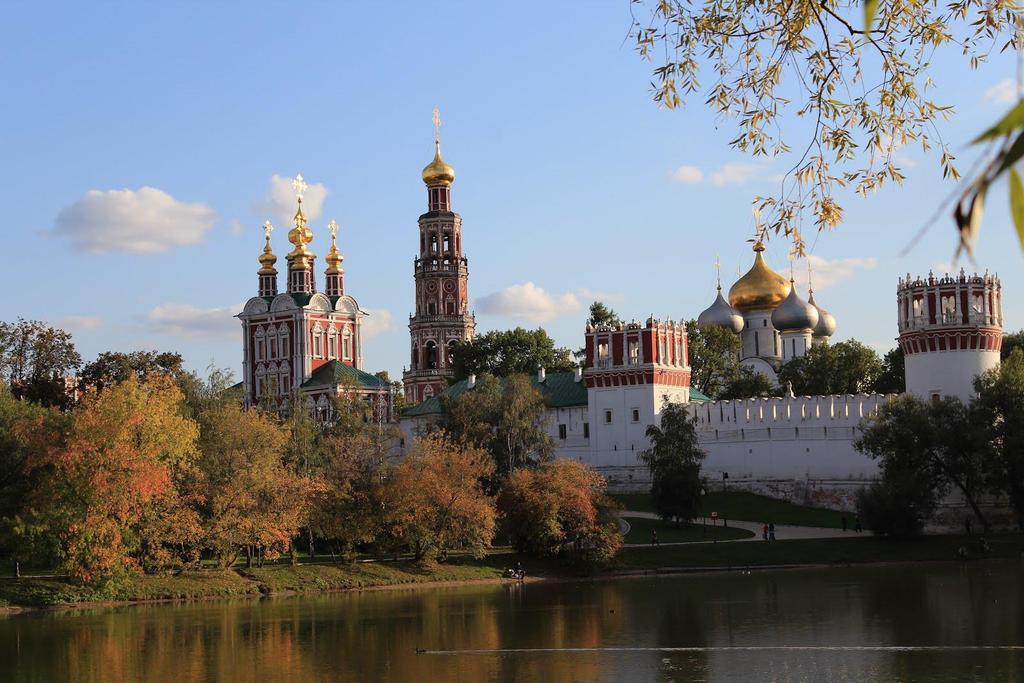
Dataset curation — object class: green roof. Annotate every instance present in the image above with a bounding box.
[689,387,711,402]
[302,360,390,390]
[403,372,713,417]
[402,371,587,418]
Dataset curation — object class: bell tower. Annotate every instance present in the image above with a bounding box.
[403,109,475,404]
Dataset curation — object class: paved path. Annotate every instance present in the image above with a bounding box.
[620,511,854,548]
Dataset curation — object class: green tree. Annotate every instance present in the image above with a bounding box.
[587,301,621,327]
[778,340,882,395]
[687,320,742,398]
[872,347,906,394]
[79,350,185,392]
[630,0,1018,252]
[0,319,81,409]
[441,373,553,481]
[856,394,991,533]
[639,403,706,524]
[974,349,1024,529]
[450,328,574,380]
[1001,331,1024,361]
[719,366,776,399]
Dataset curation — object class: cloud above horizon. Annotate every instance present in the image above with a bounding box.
[63,315,103,330]
[260,174,328,225]
[146,303,243,339]
[793,254,878,291]
[671,161,767,187]
[984,79,1017,105]
[475,282,584,323]
[361,308,395,338]
[52,187,216,253]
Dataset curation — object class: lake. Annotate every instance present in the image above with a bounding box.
[3,560,1023,682]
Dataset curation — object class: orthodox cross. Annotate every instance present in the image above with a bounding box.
[807,261,815,292]
[714,255,722,289]
[327,219,339,242]
[292,173,307,200]
[263,220,274,241]
[432,107,441,145]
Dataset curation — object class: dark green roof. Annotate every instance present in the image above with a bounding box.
[689,387,711,402]
[403,372,712,417]
[403,371,588,418]
[290,292,313,307]
[302,360,390,390]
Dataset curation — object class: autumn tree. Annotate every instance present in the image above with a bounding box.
[30,375,198,583]
[630,0,1021,252]
[498,459,622,564]
[639,402,706,525]
[450,327,574,380]
[974,349,1024,529]
[380,433,496,564]
[0,319,81,409]
[778,340,882,395]
[196,403,310,568]
[441,373,553,481]
[687,320,743,398]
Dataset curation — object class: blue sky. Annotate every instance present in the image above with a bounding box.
[1,1,1019,381]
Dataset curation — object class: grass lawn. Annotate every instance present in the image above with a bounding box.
[611,490,848,528]
[616,533,1024,570]
[622,515,753,544]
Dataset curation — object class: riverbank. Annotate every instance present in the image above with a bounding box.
[2,533,1021,612]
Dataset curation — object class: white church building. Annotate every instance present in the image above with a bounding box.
[400,236,1005,507]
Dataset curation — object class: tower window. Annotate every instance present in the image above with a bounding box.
[558,424,567,440]
[605,410,613,424]
[631,409,640,423]
[583,423,590,439]
[754,331,760,356]
[628,340,639,365]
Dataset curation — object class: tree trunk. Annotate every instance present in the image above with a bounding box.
[308,527,315,559]
[14,559,20,579]
[245,545,252,569]
[963,493,991,534]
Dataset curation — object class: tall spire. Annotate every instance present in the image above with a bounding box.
[286,173,316,294]
[422,108,455,210]
[257,220,278,298]
[324,218,344,298]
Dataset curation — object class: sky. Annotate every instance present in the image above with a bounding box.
[1,1,1020,381]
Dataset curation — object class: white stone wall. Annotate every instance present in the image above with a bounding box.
[905,350,1000,404]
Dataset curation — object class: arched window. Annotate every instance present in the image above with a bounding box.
[423,385,435,399]
[342,328,352,360]
[430,235,438,253]
[327,328,337,359]
[267,328,278,359]
[446,297,455,314]
[278,327,290,359]
[425,342,438,369]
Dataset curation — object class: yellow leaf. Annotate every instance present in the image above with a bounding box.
[1010,168,1024,253]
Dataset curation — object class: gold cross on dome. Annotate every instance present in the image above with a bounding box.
[432,107,441,144]
[807,261,815,291]
[263,220,274,240]
[292,173,308,200]
[714,255,721,287]
[327,219,338,240]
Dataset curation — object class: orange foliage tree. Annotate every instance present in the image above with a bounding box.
[498,459,622,564]
[30,375,198,583]
[380,432,496,563]
[196,403,312,568]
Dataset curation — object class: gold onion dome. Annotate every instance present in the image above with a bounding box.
[325,220,344,274]
[287,198,315,267]
[258,221,278,274]
[771,281,820,332]
[422,141,455,186]
[728,241,791,313]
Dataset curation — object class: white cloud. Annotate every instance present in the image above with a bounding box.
[710,162,759,187]
[63,315,103,330]
[576,288,625,305]
[230,219,244,236]
[984,79,1018,105]
[475,282,583,323]
[260,174,328,225]
[794,254,878,291]
[670,166,704,184]
[52,187,216,254]
[361,309,395,338]
[146,303,243,339]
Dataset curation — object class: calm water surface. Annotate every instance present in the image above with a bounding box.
[3,560,1023,682]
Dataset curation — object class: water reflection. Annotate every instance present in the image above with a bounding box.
[4,561,1024,682]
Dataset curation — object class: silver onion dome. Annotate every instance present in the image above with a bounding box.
[697,287,744,333]
[771,283,819,332]
[807,289,836,338]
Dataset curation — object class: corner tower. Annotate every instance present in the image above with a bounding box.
[897,269,1002,403]
[403,109,475,404]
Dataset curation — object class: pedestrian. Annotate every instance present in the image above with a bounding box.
[842,515,848,532]
[651,529,659,546]
[762,523,769,541]
[768,523,776,541]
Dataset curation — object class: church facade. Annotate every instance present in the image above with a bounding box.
[237,176,393,423]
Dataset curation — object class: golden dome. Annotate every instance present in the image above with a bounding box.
[258,221,278,275]
[325,220,344,275]
[422,141,455,186]
[728,241,791,313]
[286,199,315,268]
